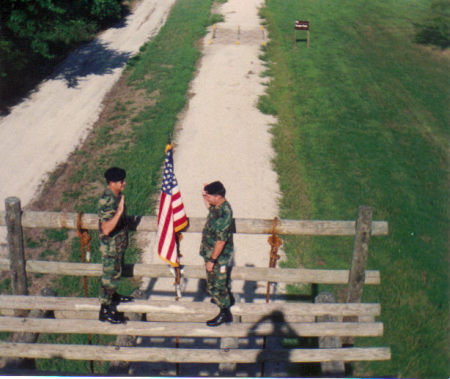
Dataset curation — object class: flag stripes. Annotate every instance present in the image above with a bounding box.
[157,144,188,267]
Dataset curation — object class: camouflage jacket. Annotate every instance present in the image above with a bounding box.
[98,187,128,251]
[200,200,234,264]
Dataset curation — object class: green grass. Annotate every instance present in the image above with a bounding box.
[259,0,448,377]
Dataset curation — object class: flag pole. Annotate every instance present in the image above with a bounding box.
[174,232,183,300]
[174,231,183,376]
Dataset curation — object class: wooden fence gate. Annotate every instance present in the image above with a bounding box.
[0,197,390,376]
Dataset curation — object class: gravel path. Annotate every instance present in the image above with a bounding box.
[135,0,285,375]
[140,0,282,302]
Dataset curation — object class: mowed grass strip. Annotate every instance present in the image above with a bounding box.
[259,0,448,377]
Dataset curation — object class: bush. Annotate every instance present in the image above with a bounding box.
[415,0,450,48]
[91,0,122,22]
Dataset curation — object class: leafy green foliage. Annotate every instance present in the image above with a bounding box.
[91,0,122,21]
[0,0,124,108]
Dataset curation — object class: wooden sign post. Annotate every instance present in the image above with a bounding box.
[295,20,310,48]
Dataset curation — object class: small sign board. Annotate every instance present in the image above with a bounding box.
[295,20,310,30]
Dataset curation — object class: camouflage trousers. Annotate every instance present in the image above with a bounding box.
[206,263,232,309]
[99,236,126,305]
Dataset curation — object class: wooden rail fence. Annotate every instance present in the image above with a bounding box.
[0,197,390,376]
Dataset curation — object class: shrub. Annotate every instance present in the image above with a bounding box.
[415,0,450,48]
[91,0,122,22]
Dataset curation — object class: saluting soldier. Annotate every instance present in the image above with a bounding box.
[200,181,234,327]
[98,167,133,324]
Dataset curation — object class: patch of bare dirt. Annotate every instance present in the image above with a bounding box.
[28,72,154,213]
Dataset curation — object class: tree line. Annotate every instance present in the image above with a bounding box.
[0,0,127,111]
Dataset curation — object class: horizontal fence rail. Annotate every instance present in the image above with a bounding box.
[0,210,388,236]
[0,259,381,285]
[0,342,391,363]
[0,201,390,373]
[0,295,381,317]
[0,317,384,338]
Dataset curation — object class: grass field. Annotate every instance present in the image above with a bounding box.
[259,0,448,377]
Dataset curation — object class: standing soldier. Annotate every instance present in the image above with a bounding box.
[98,167,133,324]
[200,181,234,327]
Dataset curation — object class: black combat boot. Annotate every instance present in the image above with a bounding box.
[206,307,233,327]
[111,292,134,305]
[99,304,126,324]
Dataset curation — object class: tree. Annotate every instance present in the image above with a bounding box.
[0,0,124,108]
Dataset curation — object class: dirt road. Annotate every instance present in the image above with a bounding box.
[0,0,176,212]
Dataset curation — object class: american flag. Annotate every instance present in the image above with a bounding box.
[157,144,188,267]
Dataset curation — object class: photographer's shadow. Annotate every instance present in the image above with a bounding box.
[248,310,321,377]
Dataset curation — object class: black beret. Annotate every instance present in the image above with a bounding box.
[104,167,126,182]
[204,181,226,196]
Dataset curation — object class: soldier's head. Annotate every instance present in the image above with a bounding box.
[203,181,226,206]
[104,167,126,195]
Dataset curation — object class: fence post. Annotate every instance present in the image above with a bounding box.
[346,206,373,304]
[5,197,28,296]
[219,336,239,376]
[219,294,240,376]
[315,291,345,377]
[344,206,373,346]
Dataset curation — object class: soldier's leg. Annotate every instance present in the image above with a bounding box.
[207,264,230,309]
[99,258,125,324]
[101,255,122,304]
[206,267,214,298]
[100,238,122,306]
[206,264,233,326]
[111,249,134,304]
[226,265,234,305]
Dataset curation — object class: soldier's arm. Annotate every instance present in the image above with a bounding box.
[210,240,226,261]
[206,240,226,272]
[101,195,125,236]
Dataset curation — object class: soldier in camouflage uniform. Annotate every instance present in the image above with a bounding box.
[98,167,133,324]
[200,181,234,327]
